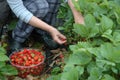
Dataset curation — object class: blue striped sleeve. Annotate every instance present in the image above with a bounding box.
[7,0,33,23]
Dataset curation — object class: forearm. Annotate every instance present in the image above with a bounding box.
[68,0,77,15]
[68,0,84,24]
[28,16,57,34]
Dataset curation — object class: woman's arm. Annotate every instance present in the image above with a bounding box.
[29,16,66,44]
[68,0,84,24]
[7,0,66,44]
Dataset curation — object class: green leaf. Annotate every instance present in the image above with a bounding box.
[77,42,93,48]
[100,43,120,63]
[87,62,96,74]
[88,76,99,80]
[70,42,93,53]
[51,67,61,75]
[112,31,120,44]
[0,47,6,54]
[73,14,99,38]
[47,74,61,80]
[73,23,89,38]
[101,74,115,80]
[114,5,120,24]
[116,63,120,74]
[96,59,115,72]
[69,44,80,52]
[75,66,84,75]
[73,16,99,38]
[0,65,18,76]
[88,67,102,80]
[92,3,108,18]
[88,26,99,38]
[102,30,120,44]
[100,15,113,32]
[87,48,103,59]
[111,67,118,74]
[0,73,7,80]
[96,59,115,67]
[64,64,74,72]
[85,14,96,28]
[0,54,9,61]
[64,64,84,76]
[61,68,79,80]
[114,0,120,5]
[85,14,99,38]
[102,29,113,42]
[91,38,105,46]
[68,51,91,65]
[0,62,5,68]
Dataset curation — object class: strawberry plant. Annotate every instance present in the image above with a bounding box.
[0,46,18,80]
[58,1,81,44]
[47,0,120,80]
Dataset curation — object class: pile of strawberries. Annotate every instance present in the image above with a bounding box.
[10,49,45,78]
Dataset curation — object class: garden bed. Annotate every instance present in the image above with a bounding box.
[1,0,120,80]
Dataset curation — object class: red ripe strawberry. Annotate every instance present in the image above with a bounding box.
[60,38,66,41]
[23,49,28,53]
[25,61,30,66]
[34,56,39,61]
[23,56,27,61]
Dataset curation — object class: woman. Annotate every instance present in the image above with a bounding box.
[7,0,84,51]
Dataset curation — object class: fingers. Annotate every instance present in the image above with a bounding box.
[55,38,66,45]
[50,29,67,44]
[54,33,67,45]
[59,33,66,40]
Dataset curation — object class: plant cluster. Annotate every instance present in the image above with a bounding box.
[0,47,18,80]
[47,0,120,80]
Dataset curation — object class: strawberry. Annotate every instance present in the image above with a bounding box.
[34,56,39,61]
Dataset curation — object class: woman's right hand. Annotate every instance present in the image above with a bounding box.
[49,28,67,45]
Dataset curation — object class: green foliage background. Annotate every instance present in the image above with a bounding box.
[0,47,18,80]
[47,0,120,80]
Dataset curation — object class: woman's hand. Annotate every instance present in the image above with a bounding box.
[49,28,67,45]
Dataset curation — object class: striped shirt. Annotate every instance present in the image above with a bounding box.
[7,0,33,23]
